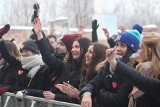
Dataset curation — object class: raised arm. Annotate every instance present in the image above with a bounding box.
[32,18,64,72]
[115,61,160,97]
[0,39,22,70]
[92,20,99,43]
[106,48,160,97]
[0,24,22,70]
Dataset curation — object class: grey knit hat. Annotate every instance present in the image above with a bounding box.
[20,39,40,54]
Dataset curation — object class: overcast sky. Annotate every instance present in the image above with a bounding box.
[1,0,160,30]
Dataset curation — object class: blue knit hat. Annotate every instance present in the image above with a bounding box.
[132,24,143,34]
[116,30,141,52]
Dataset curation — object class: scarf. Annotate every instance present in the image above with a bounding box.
[128,62,154,107]
[21,54,44,78]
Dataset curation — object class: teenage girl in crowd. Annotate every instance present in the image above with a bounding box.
[0,40,20,88]
[15,29,82,99]
[27,18,91,103]
[106,32,160,107]
[80,30,141,107]
[56,43,107,102]
[0,24,47,95]
[0,25,20,88]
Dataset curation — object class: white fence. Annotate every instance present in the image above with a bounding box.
[0,92,81,107]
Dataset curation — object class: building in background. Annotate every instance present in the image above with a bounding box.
[93,0,118,40]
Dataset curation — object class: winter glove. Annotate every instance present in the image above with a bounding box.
[15,90,27,101]
[0,86,10,95]
[92,19,99,31]
[0,24,10,38]
[92,19,99,42]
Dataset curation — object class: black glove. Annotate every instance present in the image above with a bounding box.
[92,19,99,42]
[92,19,99,31]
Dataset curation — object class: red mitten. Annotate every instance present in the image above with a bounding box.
[0,86,10,95]
[0,24,10,38]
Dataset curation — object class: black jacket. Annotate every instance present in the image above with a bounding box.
[0,40,47,90]
[0,65,18,87]
[37,38,81,103]
[114,61,160,107]
[31,33,64,90]
[108,38,116,48]
[80,64,132,107]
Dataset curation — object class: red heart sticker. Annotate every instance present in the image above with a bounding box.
[51,76,56,82]
[18,70,23,75]
[21,44,24,49]
[112,81,117,88]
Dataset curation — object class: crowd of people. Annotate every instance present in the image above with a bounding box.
[0,17,160,107]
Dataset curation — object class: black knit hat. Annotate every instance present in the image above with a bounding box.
[20,39,40,54]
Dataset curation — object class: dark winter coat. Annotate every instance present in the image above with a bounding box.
[114,61,160,107]
[0,40,47,90]
[0,65,18,87]
[37,38,81,103]
[31,34,64,90]
[80,64,133,107]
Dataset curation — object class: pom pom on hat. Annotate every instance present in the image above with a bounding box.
[116,30,141,52]
[132,24,143,34]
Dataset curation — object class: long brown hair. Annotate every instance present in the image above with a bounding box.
[81,43,107,80]
[140,32,160,78]
[67,37,91,69]
[4,40,21,58]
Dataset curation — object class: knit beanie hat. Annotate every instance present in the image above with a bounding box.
[20,39,40,54]
[60,33,82,51]
[132,24,143,34]
[116,30,141,52]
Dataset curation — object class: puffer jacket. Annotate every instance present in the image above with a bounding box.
[80,64,132,107]
[37,38,81,103]
[115,61,160,107]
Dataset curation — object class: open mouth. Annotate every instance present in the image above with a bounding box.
[72,52,78,56]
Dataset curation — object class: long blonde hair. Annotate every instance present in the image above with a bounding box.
[96,59,108,73]
[141,32,160,78]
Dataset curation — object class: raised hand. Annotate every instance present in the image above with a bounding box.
[102,28,109,39]
[118,25,126,33]
[50,28,56,35]
[106,48,117,69]
[32,18,43,40]
[92,19,99,31]
[0,24,10,38]
[77,25,84,35]
[106,48,116,61]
